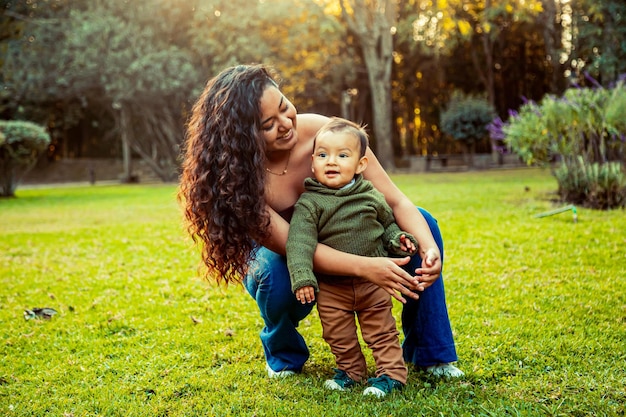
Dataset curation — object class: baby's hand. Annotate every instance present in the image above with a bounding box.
[399,234,417,254]
[296,286,316,304]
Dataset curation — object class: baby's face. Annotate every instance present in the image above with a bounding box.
[312,131,366,189]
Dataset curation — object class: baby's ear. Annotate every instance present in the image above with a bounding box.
[356,156,368,174]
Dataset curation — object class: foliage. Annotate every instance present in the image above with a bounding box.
[1,170,625,416]
[60,1,199,181]
[1,0,357,175]
[604,79,626,134]
[440,92,496,146]
[0,120,50,197]
[554,158,626,209]
[501,100,550,166]
[188,0,354,115]
[2,0,200,181]
[486,115,508,154]
[567,0,626,86]
[503,82,626,208]
[392,0,562,156]
[2,0,626,169]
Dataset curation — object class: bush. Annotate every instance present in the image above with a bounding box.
[440,92,496,149]
[0,120,51,197]
[503,81,626,209]
[499,101,550,165]
[555,158,626,209]
[605,81,626,135]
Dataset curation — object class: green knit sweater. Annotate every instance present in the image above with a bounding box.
[286,174,418,293]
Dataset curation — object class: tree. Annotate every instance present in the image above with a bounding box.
[2,0,200,182]
[1,1,82,124]
[59,1,200,182]
[2,0,358,181]
[566,0,626,86]
[338,0,397,170]
[440,0,545,108]
[393,0,563,158]
[0,120,50,197]
[187,0,357,114]
[538,0,565,94]
[4,0,625,176]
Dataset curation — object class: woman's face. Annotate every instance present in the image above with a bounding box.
[259,85,297,153]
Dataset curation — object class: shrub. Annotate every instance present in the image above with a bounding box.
[500,101,551,165]
[0,120,51,197]
[604,81,626,141]
[440,92,496,166]
[503,80,626,209]
[554,158,626,209]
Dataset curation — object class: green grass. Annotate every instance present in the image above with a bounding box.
[1,168,624,416]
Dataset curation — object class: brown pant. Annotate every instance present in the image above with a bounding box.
[316,277,407,384]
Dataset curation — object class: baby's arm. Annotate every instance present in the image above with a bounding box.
[287,199,320,301]
[295,286,316,304]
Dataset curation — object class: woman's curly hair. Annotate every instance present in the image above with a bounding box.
[178,64,276,285]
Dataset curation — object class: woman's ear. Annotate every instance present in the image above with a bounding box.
[356,156,368,174]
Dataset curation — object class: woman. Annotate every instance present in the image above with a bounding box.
[179,64,462,379]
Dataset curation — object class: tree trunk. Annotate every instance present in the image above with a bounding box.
[481,33,496,108]
[363,44,395,170]
[540,0,563,94]
[340,0,396,171]
[118,104,135,183]
[468,0,496,108]
[0,162,16,197]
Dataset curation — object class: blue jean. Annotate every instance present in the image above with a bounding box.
[243,208,458,372]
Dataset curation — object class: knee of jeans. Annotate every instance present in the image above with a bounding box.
[243,275,257,298]
[262,287,303,324]
[254,274,298,323]
[245,249,278,292]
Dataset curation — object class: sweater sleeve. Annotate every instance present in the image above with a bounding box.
[374,191,419,257]
[286,198,320,293]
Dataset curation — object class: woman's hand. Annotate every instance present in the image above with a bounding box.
[357,256,424,304]
[414,247,441,288]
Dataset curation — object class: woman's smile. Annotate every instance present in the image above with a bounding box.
[277,128,294,142]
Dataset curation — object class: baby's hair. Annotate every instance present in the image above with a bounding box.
[314,117,369,158]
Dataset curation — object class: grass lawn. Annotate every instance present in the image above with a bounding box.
[1,168,624,416]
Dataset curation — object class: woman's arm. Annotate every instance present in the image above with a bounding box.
[361,147,443,288]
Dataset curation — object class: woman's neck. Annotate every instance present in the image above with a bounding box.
[265,149,292,176]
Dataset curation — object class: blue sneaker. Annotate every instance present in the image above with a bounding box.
[324,368,357,391]
[363,375,403,397]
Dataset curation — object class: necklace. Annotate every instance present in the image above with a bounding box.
[265,150,291,176]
